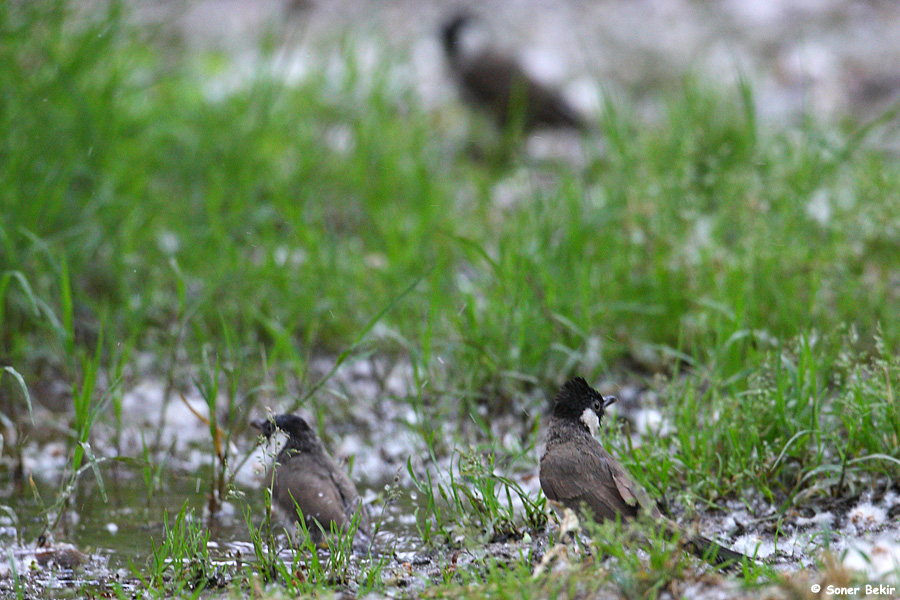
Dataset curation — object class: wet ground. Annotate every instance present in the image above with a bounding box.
[2,357,900,597]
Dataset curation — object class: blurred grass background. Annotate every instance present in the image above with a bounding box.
[4,1,899,388]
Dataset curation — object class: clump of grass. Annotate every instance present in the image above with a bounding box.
[139,431,168,508]
[38,331,128,536]
[587,520,690,600]
[190,348,233,520]
[607,329,900,518]
[6,547,26,600]
[143,502,227,595]
[407,455,454,545]
[0,365,32,482]
[297,504,366,584]
[408,444,546,547]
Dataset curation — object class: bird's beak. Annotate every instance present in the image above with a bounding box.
[251,418,275,438]
[602,396,618,410]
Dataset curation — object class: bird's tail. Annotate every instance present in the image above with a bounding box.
[685,535,749,566]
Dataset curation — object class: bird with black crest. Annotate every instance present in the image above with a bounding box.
[540,377,749,566]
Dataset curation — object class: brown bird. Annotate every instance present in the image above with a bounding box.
[539,377,747,565]
[441,13,588,133]
[253,414,369,545]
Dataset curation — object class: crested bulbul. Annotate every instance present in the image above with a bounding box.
[540,377,748,565]
[253,414,370,545]
[441,13,588,133]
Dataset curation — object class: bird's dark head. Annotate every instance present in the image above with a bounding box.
[552,377,617,435]
[441,12,475,59]
[252,414,318,448]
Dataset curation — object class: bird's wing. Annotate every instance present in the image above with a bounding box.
[316,454,357,507]
[312,451,370,535]
[522,76,584,129]
[458,52,521,115]
[273,456,349,531]
[459,51,583,129]
[610,457,655,512]
[540,438,652,523]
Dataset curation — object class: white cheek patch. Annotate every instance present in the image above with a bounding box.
[580,407,600,436]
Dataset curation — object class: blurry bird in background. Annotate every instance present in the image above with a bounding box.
[440,12,591,135]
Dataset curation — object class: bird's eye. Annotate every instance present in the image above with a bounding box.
[593,400,601,411]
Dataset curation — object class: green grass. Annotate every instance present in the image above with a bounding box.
[1,0,900,598]
[5,2,898,397]
[144,502,223,594]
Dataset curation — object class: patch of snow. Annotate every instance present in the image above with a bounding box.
[732,533,775,559]
[847,501,887,533]
[843,537,900,583]
[632,408,672,436]
[797,511,834,529]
